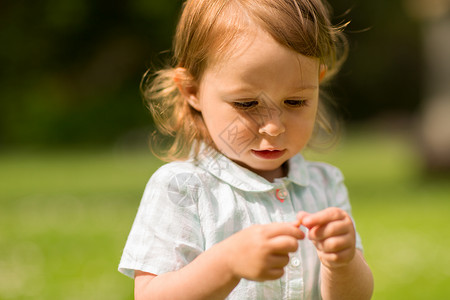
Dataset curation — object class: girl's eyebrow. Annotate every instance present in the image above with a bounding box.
[220,84,259,95]
[292,85,319,91]
[223,84,318,94]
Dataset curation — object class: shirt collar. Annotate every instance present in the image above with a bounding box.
[195,147,310,192]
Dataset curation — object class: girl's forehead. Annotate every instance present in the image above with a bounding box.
[207,31,256,68]
[207,24,281,66]
[201,28,319,91]
[207,27,312,72]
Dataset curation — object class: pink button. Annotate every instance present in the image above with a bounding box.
[276,189,288,203]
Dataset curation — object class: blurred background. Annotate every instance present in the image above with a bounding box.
[1,0,449,299]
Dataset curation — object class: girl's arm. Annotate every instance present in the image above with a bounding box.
[134,244,239,300]
[135,223,304,300]
[320,249,373,300]
[298,208,374,300]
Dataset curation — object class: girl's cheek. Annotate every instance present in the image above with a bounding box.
[214,115,259,155]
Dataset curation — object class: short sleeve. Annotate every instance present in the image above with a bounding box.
[118,164,204,278]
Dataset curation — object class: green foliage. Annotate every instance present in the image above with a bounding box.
[0,0,182,147]
[335,0,423,121]
[1,131,449,299]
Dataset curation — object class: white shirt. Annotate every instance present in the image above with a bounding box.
[119,150,363,299]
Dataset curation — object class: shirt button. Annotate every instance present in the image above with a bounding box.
[291,257,301,267]
[276,189,288,203]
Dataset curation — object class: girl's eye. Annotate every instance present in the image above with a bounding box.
[284,99,307,107]
[233,100,259,110]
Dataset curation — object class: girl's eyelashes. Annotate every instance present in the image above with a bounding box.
[233,100,259,110]
[284,99,308,107]
[232,99,308,110]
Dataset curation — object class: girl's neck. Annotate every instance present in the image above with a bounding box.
[253,162,289,183]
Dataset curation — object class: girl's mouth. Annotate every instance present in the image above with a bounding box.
[251,149,286,160]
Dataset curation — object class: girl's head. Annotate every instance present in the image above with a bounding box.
[144,0,348,164]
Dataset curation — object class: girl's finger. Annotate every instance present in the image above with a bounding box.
[266,253,291,268]
[295,211,311,226]
[302,207,347,229]
[265,223,304,240]
[308,218,353,240]
[319,248,355,268]
[319,235,353,253]
[269,235,301,253]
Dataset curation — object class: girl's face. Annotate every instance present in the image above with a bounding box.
[190,28,320,182]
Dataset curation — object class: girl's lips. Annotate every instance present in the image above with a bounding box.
[251,149,286,160]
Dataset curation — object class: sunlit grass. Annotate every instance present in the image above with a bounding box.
[1,130,449,299]
[0,149,163,300]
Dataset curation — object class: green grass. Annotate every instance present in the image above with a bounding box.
[1,131,449,299]
[0,149,163,300]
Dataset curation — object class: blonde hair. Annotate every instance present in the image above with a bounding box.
[143,0,349,161]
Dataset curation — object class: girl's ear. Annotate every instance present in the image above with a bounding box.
[174,67,201,111]
[319,65,327,82]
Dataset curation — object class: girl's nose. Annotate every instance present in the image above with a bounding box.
[258,116,285,136]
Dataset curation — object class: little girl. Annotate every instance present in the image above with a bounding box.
[119,0,374,299]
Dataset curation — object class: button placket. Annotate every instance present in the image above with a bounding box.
[286,250,303,298]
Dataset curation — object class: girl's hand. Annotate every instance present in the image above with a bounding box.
[297,208,356,269]
[221,223,304,282]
